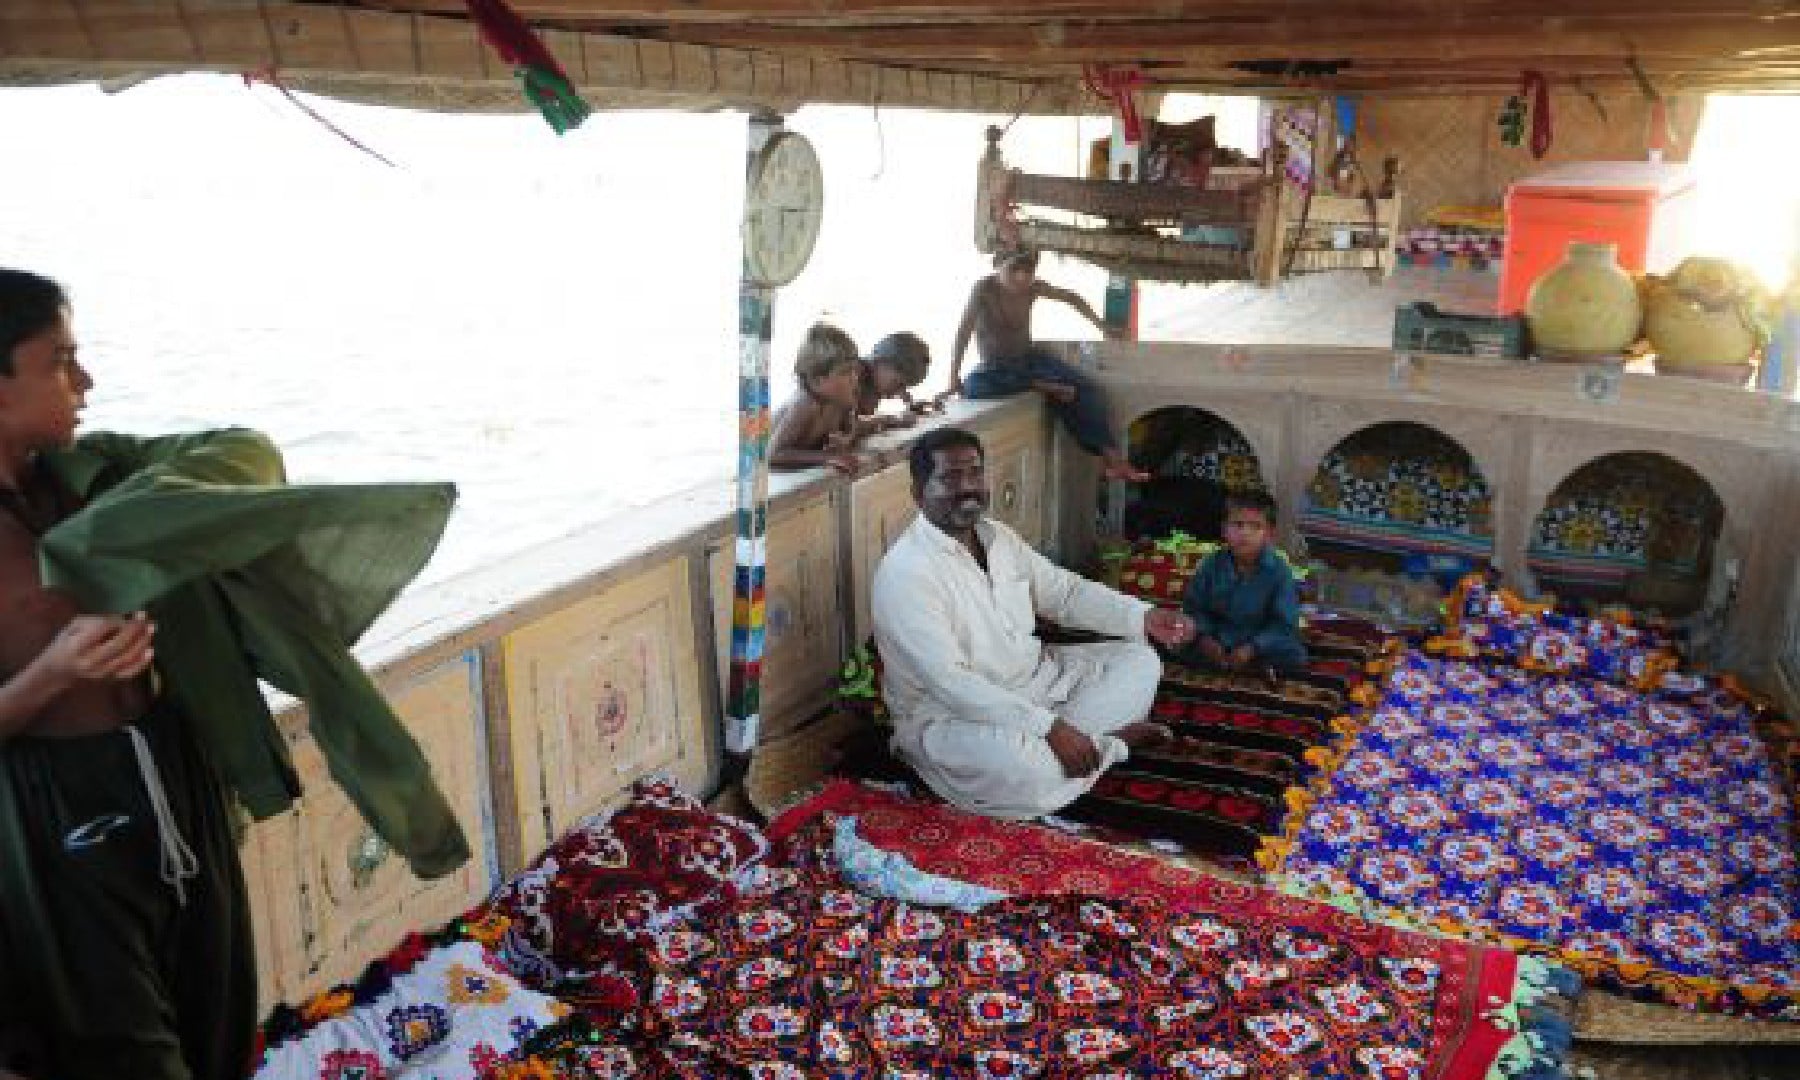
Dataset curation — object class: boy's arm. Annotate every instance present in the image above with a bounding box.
[1251,562,1303,654]
[948,284,981,395]
[768,399,861,472]
[0,615,156,741]
[1181,557,1223,640]
[1039,283,1116,336]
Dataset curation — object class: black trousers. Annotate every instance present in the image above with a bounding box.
[0,703,256,1080]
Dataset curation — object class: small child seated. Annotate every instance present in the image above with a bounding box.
[856,331,935,432]
[1179,490,1307,676]
[770,323,865,475]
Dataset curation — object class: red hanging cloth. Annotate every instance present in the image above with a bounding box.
[1519,70,1553,159]
[1083,64,1148,146]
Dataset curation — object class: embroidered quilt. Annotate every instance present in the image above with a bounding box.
[1277,649,1800,1018]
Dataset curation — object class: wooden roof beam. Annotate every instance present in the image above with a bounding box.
[354,0,1800,25]
[651,18,1800,64]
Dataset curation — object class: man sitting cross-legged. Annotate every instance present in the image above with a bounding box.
[871,426,1197,820]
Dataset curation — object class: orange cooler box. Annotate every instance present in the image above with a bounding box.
[1499,161,1698,314]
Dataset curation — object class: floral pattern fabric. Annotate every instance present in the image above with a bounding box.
[1433,576,1678,689]
[1280,649,1800,1017]
[635,841,1517,1079]
[254,941,567,1080]
[488,774,769,986]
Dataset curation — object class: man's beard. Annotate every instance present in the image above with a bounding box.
[943,495,987,530]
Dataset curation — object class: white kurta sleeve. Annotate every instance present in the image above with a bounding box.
[1013,532,1151,641]
[875,571,1059,738]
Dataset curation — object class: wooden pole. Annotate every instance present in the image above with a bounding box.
[720,110,781,812]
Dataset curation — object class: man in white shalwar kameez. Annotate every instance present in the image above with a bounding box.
[872,427,1198,820]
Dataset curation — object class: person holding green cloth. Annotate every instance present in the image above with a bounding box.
[0,268,469,1080]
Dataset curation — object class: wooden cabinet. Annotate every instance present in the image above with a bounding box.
[242,655,495,1006]
[709,491,842,741]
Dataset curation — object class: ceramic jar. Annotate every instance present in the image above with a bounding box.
[1643,257,1768,385]
[1524,241,1643,360]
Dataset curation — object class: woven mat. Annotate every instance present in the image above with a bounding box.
[1576,992,1800,1045]
[1571,1042,1800,1079]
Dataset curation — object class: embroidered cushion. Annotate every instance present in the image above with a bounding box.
[490,774,769,982]
[254,940,565,1080]
[1436,575,1678,689]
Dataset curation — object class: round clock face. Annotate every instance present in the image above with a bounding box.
[743,131,824,288]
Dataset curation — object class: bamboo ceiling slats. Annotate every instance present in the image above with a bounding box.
[0,1,1082,113]
[2,0,1798,106]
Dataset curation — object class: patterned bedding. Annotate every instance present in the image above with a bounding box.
[1271,643,1800,1019]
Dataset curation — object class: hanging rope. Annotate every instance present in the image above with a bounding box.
[241,68,398,168]
[1082,64,1147,145]
[464,0,592,134]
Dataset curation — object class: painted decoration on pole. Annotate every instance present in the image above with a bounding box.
[724,118,823,784]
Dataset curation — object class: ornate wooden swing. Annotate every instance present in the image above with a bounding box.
[974,124,1403,286]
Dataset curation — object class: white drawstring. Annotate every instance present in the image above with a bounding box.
[124,725,199,906]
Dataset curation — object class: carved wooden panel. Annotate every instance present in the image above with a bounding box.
[980,405,1049,548]
[848,462,919,645]
[710,492,842,741]
[500,559,712,861]
[245,655,494,1006]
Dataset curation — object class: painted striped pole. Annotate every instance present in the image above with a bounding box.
[721,112,781,802]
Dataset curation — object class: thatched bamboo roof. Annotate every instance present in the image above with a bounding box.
[1,2,1797,114]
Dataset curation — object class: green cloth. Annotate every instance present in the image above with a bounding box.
[38,427,470,878]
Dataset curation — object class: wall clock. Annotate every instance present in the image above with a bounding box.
[743,130,824,288]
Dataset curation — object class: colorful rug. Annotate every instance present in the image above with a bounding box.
[837,615,1391,868]
[767,780,1575,1080]
[1269,649,1800,1020]
[1063,659,1358,865]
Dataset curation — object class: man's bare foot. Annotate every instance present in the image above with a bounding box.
[1116,721,1174,751]
[1100,457,1151,483]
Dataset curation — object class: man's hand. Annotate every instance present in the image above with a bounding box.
[882,412,918,431]
[1198,635,1227,666]
[1046,717,1101,779]
[825,454,863,477]
[39,613,156,686]
[1032,380,1078,405]
[1102,324,1129,341]
[1229,643,1257,669]
[1144,608,1196,649]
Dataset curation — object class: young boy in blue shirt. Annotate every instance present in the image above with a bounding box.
[1180,490,1307,678]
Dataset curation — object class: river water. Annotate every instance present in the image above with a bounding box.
[0,75,1120,585]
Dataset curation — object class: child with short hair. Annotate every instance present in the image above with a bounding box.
[770,323,865,474]
[949,247,1147,482]
[856,331,935,432]
[1179,490,1307,677]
